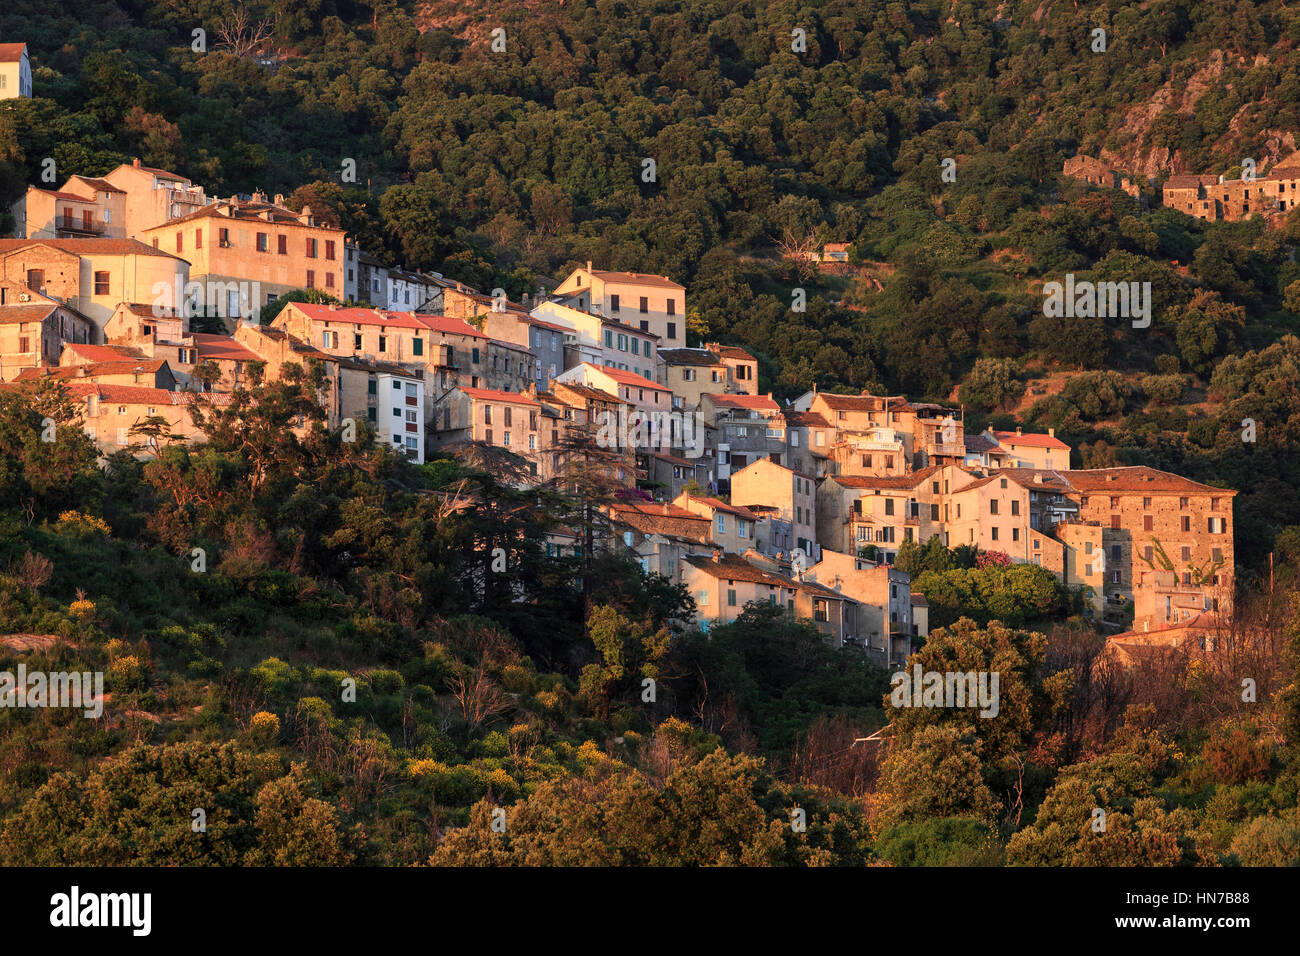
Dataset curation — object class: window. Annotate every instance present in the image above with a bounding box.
[176,232,183,252]
[1111,545,1121,560]
[1180,546,1191,561]
[504,407,513,427]
[1181,516,1191,532]
[666,322,676,340]
[990,500,999,515]
[17,335,29,353]
[485,428,493,444]
[378,335,387,353]
[307,238,318,258]
[930,503,939,521]
[991,527,999,541]
[727,589,737,607]
[472,348,480,363]
[1144,546,1153,562]
[639,296,648,313]
[94,271,109,295]
[325,240,336,260]
[219,227,230,247]
[610,294,620,312]
[325,273,335,289]
[1012,528,1019,541]
[195,230,202,249]
[1011,499,1019,516]
[306,270,315,288]
[697,591,709,606]
[413,338,423,356]
[277,234,287,255]
[716,514,726,533]
[1179,497,1188,509]
[884,498,894,516]
[1143,497,1151,509]
[484,406,492,425]
[1143,514,1153,531]
[257,232,268,252]
[667,298,676,315]
[354,333,363,350]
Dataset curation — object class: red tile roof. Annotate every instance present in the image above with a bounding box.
[283,303,433,332]
[0,238,186,260]
[992,430,1070,450]
[459,387,539,406]
[1066,466,1237,495]
[15,360,166,381]
[0,44,27,63]
[589,269,684,290]
[705,393,779,412]
[580,363,668,391]
[416,314,488,339]
[193,334,263,363]
[57,383,228,406]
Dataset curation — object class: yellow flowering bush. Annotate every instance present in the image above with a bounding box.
[249,711,280,739]
[56,511,111,536]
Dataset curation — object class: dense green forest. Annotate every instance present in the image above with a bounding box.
[3,372,1300,865]
[3,0,1300,864]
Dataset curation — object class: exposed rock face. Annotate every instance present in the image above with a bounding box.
[1099,51,1294,180]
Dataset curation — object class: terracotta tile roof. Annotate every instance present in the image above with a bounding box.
[417,313,488,339]
[283,303,439,332]
[15,360,166,381]
[547,383,625,405]
[0,44,28,63]
[997,467,1074,491]
[49,382,228,406]
[589,269,684,290]
[828,466,939,490]
[964,433,1003,454]
[705,392,779,412]
[119,161,189,182]
[459,387,540,406]
[62,343,146,362]
[153,198,339,230]
[0,238,186,260]
[580,363,668,391]
[993,430,1070,450]
[30,189,97,203]
[1066,466,1237,495]
[69,176,126,194]
[609,501,712,542]
[683,553,794,587]
[0,304,57,325]
[193,334,262,363]
[784,410,831,427]
[707,343,756,361]
[814,392,913,412]
[658,347,721,366]
[910,592,928,606]
[684,495,761,520]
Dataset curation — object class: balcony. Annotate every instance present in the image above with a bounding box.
[56,218,106,236]
[928,442,965,457]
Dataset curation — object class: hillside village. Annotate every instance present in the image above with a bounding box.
[0,98,1238,662]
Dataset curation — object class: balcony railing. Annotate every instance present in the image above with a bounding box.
[57,218,106,235]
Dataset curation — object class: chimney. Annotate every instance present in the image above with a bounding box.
[273,193,284,206]
[133,158,141,168]
[712,548,722,563]
[1016,426,1022,436]
[586,261,592,272]
[299,205,313,225]
[1048,427,1055,437]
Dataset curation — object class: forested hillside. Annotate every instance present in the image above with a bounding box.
[4,0,1300,865]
